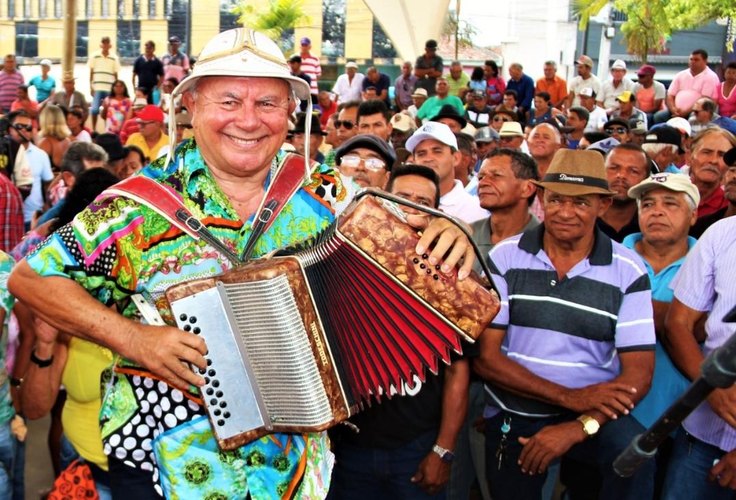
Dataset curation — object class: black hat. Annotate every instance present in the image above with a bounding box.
[168,36,181,44]
[335,134,396,171]
[430,104,467,129]
[95,133,128,162]
[603,118,630,131]
[288,55,302,64]
[643,125,684,154]
[293,112,325,136]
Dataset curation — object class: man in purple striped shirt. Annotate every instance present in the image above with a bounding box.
[0,55,24,114]
[663,216,736,498]
[475,149,656,500]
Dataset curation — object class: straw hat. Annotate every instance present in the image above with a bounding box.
[532,149,615,196]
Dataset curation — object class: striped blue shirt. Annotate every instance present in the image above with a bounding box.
[486,225,655,416]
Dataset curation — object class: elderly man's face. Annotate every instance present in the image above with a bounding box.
[338,147,388,188]
[689,133,733,189]
[605,148,649,202]
[543,191,611,243]
[638,188,696,245]
[478,154,533,210]
[476,140,498,159]
[184,76,294,179]
[528,125,560,161]
[543,64,556,79]
[508,65,522,80]
[450,64,463,79]
[610,68,626,82]
[346,66,357,77]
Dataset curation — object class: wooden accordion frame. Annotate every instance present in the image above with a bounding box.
[165,189,500,450]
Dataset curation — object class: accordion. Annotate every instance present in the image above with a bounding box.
[165,191,499,450]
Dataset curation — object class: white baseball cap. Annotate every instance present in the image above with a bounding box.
[40,59,52,67]
[405,122,458,153]
[628,172,700,206]
[666,117,692,137]
[173,28,310,101]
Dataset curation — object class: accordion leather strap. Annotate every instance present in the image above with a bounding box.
[240,153,310,262]
[107,176,241,265]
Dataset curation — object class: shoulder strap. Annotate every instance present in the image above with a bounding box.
[240,153,312,262]
[106,176,241,265]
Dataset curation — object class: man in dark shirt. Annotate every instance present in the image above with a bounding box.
[361,67,391,109]
[505,63,535,117]
[597,143,650,241]
[288,55,312,112]
[415,39,444,97]
[132,40,164,104]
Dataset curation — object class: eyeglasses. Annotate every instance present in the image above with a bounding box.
[340,154,386,171]
[13,124,32,131]
[605,127,627,135]
[335,120,355,130]
[493,116,511,123]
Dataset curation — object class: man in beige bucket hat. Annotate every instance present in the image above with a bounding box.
[475,148,656,499]
[10,27,478,498]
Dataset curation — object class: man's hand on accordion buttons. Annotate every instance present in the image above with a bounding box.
[414,217,475,280]
[124,323,207,391]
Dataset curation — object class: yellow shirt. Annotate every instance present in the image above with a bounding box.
[61,337,114,470]
[125,132,170,161]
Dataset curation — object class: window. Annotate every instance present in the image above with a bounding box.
[219,0,238,32]
[54,0,61,17]
[100,0,109,17]
[164,0,172,17]
[372,18,397,58]
[148,0,155,18]
[8,0,15,18]
[23,0,31,17]
[322,0,346,58]
[117,0,124,17]
[16,21,38,58]
[117,20,141,58]
[86,0,93,17]
[76,20,88,58]
[39,0,47,18]
[132,0,139,18]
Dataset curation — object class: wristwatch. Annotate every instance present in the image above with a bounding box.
[577,414,600,437]
[432,444,455,463]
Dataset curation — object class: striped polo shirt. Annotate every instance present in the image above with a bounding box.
[88,51,120,92]
[486,224,655,416]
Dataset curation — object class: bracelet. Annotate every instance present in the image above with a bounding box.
[9,377,22,387]
[30,349,54,368]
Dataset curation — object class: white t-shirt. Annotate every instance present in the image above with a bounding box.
[584,106,608,132]
[23,143,53,223]
[332,73,365,104]
[598,77,635,110]
[440,180,489,224]
[569,74,602,108]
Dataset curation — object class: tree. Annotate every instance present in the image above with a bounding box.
[232,0,311,52]
[573,0,736,63]
[442,8,477,59]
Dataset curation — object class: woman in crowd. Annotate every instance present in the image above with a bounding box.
[527,91,563,129]
[35,105,71,172]
[717,62,736,119]
[66,108,92,143]
[18,168,121,500]
[485,60,506,107]
[100,80,132,136]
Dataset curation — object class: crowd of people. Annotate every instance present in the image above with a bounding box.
[0,27,734,500]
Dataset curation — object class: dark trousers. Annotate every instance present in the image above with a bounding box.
[109,456,161,499]
[484,411,654,500]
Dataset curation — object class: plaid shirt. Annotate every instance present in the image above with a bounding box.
[0,174,24,252]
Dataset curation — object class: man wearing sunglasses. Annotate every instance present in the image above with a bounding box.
[7,110,52,230]
[603,118,631,144]
[334,100,360,146]
[335,134,395,189]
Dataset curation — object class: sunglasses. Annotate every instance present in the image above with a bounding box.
[493,116,511,123]
[335,120,355,130]
[605,127,627,135]
[13,124,32,131]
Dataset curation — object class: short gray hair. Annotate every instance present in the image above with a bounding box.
[635,189,697,213]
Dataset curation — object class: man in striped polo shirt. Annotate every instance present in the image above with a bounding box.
[88,36,120,130]
[474,149,656,500]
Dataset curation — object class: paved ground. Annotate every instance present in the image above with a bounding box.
[24,415,54,499]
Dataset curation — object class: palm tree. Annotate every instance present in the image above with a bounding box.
[233,0,311,51]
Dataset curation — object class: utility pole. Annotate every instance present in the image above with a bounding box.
[455,0,461,60]
[63,0,77,73]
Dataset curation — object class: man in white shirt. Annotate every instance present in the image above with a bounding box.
[406,122,489,223]
[332,62,365,104]
[598,59,635,113]
[567,55,601,109]
[579,88,608,132]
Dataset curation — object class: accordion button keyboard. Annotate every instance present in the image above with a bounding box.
[183,325,191,331]
[179,313,187,321]
[189,316,197,323]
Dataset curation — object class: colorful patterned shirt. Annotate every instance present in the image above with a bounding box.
[26,138,349,498]
[0,251,15,426]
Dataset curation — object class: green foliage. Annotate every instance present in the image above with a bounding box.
[442,9,477,49]
[232,0,311,50]
[573,0,736,62]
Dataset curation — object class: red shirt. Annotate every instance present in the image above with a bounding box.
[318,100,337,130]
[698,186,728,218]
[0,173,24,251]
